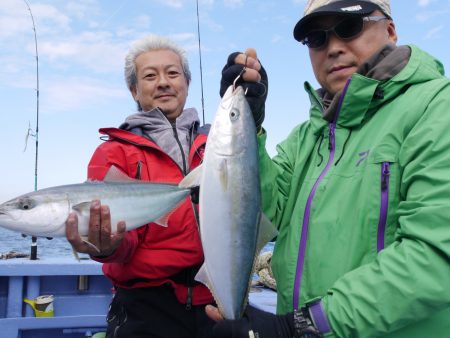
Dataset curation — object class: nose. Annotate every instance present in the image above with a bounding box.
[157,73,170,88]
[326,33,346,58]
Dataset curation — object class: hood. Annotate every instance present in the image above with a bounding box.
[120,107,200,172]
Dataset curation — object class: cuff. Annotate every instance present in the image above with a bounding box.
[308,300,332,335]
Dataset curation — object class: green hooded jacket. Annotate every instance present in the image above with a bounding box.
[258,45,450,337]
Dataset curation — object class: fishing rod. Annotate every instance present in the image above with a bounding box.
[23,0,40,260]
[196,0,206,125]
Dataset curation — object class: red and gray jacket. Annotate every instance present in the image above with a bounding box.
[89,120,213,306]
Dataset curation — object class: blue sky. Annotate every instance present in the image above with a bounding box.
[1,0,449,202]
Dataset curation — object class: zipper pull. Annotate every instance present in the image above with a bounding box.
[328,124,335,151]
[381,162,390,190]
[185,286,192,310]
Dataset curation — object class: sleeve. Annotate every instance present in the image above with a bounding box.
[258,124,315,229]
[87,143,140,263]
[321,86,450,337]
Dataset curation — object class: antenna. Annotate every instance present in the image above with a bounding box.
[23,0,40,260]
[196,0,206,125]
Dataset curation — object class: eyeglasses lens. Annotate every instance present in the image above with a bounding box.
[304,17,364,49]
[335,17,363,39]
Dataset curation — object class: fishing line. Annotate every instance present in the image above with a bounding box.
[196,0,206,125]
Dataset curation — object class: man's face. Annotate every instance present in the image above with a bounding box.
[308,10,397,95]
[131,49,188,121]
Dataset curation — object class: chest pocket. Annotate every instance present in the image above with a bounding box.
[370,153,400,252]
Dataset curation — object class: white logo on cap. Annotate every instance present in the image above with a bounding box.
[341,5,363,12]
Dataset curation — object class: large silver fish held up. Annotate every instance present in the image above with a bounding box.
[0,166,190,238]
[181,85,278,319]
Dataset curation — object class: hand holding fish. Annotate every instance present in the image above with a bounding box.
[220,48,268,130]
[207,304,321,338]
[66,200,126,257]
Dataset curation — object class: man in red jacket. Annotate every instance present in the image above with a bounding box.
[66,34,215,338]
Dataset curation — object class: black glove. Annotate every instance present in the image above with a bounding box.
[212,305,321,338]
[220,52,268,130]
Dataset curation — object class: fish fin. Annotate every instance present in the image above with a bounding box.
[255,212,278,254]
[153,195,188,227]
[72,202,92,216]
[103,165,137,183]
[195,264,229,319]
[179,164,203,188]
[218,159,228,190]
[81,236,101,254]
[154,213,170,227]
[194,264,211,289]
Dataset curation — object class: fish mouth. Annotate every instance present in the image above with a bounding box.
[0,208,12,218]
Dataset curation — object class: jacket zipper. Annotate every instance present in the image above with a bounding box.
[377,162,390,252]
[172,125,188,175]
[293,79,352,310]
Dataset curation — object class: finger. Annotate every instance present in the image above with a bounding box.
[234,49,261,71]
[99,205,112,248]
[65,212,89,253]
[88,200,101,247]
[110,221,126,251]
[205,304,224,322]
[244,47,257,60]
[241,68,261,83]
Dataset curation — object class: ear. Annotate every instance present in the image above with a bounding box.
[130,85,138,101]
[387,20,398,44]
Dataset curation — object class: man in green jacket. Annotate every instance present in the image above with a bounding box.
[208,0,450,337]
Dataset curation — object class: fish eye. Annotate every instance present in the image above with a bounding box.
[18,197,35,211]
[229,109,240,121]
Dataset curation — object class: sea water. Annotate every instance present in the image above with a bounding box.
[0,227,275,259]
[0,227,73,258]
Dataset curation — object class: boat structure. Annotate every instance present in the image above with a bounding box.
[0,256,112,338]
[0,250,276,338]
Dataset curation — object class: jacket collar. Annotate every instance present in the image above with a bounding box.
[305,45,417,132]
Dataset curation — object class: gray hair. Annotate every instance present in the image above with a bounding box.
[124,34,191,91]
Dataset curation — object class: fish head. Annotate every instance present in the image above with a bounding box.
[0,192,69,237]
[211,85,256,157]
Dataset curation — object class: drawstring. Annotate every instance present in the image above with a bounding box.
[316,133,324,167]
[334,129,352,166]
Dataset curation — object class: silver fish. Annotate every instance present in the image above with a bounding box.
[0,166,190,238]
[181,85,277,319]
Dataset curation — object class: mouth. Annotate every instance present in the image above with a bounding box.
[155,93,174,100]
[329,63,356,74]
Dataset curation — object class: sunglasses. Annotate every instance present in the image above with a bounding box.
[301,16,388,49]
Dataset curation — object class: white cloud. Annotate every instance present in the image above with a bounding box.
[271,34,283,43]
[424,24,444,39]
[224,0,244,8]
[66,0,100,20]
[415,9,450,22]
[32,3,71,33]
[134,15,152,29]
[41,77,127,114]
[418,0,433,7]
[155,0,185,9]
[37,31,129,73]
